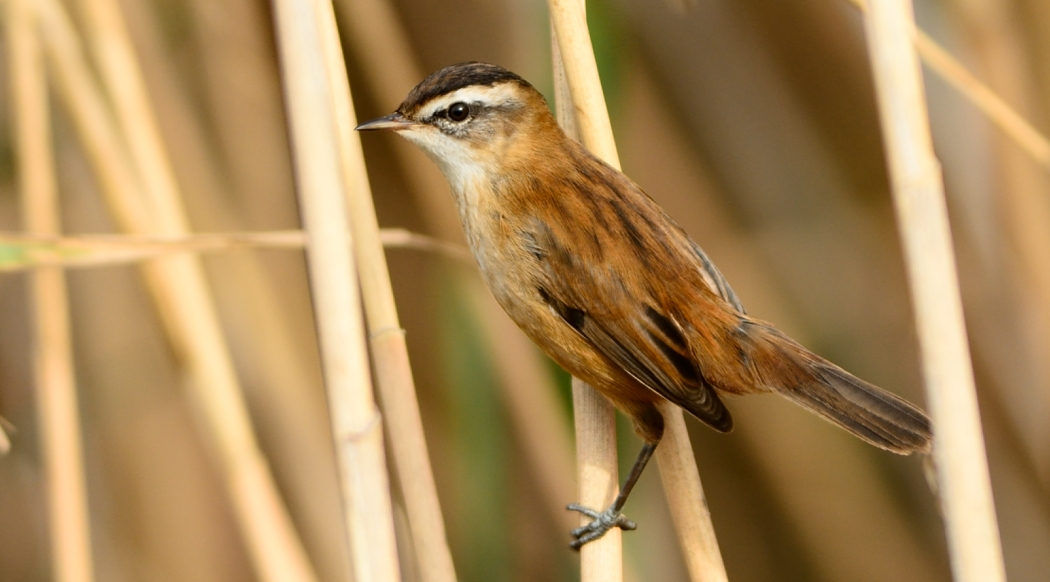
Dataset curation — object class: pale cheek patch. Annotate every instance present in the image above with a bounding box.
[398,127,490,195]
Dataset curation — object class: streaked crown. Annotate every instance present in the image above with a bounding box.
[394,62,547,135]
[398,62,532,116]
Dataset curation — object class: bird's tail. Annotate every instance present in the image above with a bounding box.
[745,322,932,455]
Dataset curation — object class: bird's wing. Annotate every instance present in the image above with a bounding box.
[688,240,745,314]
[526,207,734,433]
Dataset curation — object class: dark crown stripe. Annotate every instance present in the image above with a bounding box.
[399,62,531,113]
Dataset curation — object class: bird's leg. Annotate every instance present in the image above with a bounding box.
[567,441,657,550]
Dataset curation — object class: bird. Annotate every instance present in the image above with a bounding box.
[357,61,933,549]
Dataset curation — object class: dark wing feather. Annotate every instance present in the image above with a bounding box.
[690,241,745,314]
[540,286,731,431]
[526,168,735,431]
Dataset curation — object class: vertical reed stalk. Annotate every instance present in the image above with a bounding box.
[550,31,624,582]
[570,381,622,576]
[334,0,460,240]
[550,2,728,580]
[341,0,578,534]
[548,0,619,165]
[0,419,9,455]
[271,0,401,579]
[8,1,94,580]
[862,1,1006,581]
[846,0,1050,173]
[37,1,319,580]
[313,0,457,579]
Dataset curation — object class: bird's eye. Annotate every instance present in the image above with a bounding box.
[447,102,470,122]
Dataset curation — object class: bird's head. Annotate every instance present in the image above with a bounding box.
[356,62,557,193]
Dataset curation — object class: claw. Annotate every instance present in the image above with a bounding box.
[566,503,637,550]
[566,503,599,519]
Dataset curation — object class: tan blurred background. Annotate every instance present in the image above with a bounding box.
[2,0,1049,580]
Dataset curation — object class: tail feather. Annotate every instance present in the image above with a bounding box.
[749,323,932,455]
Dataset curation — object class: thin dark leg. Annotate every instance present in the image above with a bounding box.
[610,441,656,512]
[567,442,658,550]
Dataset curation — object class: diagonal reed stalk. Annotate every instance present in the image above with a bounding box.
[8,0,94,580]
[339,0,579,538]
[913,31,1050,172]
[861,1,1006,581]
[549,2,729,581]
[271,0,402,579]
[36,0,319,579]
[653,402,728,582]
[846,0,1050,174]
[312,0,457,579]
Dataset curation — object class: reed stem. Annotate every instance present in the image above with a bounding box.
[9,0,94,579]
[271,0,402,578]
[550,24,624,581]
[38,0,319,579]
[862,1,1006,580]
[313,0,457,579]
[550,3,728,581]
[340,0,579,536]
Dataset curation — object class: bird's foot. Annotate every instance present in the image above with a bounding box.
[566,503,637,550]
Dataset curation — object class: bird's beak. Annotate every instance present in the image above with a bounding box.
[355,112,418,131]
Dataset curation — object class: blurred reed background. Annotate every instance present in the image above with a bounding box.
[0,0,1048,580]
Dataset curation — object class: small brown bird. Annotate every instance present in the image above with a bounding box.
[358,62,932,549]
